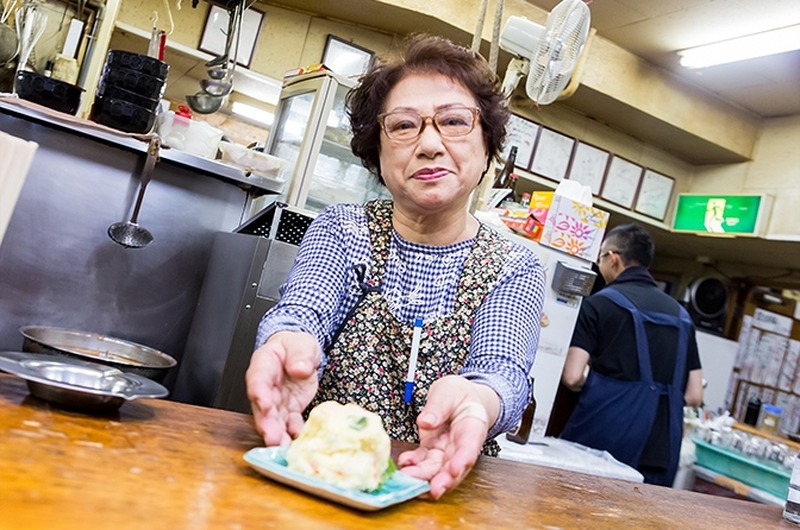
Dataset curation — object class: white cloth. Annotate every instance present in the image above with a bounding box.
[0,130,38,246]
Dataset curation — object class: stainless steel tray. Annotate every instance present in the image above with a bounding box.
[0,351,168,411]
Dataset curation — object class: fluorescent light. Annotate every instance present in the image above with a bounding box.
[678,24,800,69]
[230,102,274,127]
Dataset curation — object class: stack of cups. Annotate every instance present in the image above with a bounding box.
[91,50,169,134]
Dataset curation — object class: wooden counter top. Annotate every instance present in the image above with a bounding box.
[0,374,788,529]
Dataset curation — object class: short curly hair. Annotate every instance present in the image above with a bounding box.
[346,34,509,185]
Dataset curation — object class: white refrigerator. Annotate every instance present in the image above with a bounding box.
[475,211,597,435]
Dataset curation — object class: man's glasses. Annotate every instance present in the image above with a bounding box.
[378,107,480,141]
[597,249,618,262]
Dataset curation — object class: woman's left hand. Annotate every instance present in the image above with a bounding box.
[397,375,499,499]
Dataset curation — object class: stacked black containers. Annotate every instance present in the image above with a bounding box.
[91,50,169,134]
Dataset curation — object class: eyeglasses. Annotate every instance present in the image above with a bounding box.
[597,249,618,261]
[378,106,480,141]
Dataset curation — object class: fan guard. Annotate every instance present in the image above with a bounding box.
[688,277,728,319]
[499,0,591,105]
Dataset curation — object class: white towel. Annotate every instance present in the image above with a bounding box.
[0,130,38,247]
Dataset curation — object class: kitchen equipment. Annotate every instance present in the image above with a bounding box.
[91,95,157,134]
[263,70,390,214]
[185,91,223,114]
[172,202,314,410]
[13,0,46,75]
[156,109,223,158]
[694,438,791,499]
[14,70,83,115]
[105,49,169,80]
[99,66,166,100]
[187,1,241,115]
[218,141,287,181]
[207,65,228,79]
[107,137,160,248]
[0,350,168,411]
[204,1,238,68]
[0,23,16,65]
[200,77,233,97]
[96,83,159,112]
[19,325,177,383]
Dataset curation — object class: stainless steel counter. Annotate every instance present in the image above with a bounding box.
[0,100,280,392]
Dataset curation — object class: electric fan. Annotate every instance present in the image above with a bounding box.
[499,0,591,105]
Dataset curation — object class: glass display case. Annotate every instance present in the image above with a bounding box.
[264,70,389,213]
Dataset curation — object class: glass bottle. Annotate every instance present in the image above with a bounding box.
[494,145,517,189]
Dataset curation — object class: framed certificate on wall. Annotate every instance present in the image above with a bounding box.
[322,35,374,79]
[199,5,264,68]
[634,169,675,220]
[566,141,609,196]
[530,127,575,182]
[502,114,539,169]
[601,155,642,209]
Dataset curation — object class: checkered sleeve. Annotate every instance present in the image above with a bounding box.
[460,244,545,438]
[254,204,367,357]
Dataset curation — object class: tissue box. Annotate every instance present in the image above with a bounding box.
[540,193,609,261]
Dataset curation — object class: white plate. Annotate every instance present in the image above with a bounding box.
[243,447,430,511]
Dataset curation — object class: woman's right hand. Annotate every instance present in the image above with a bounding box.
[245,330,321,446]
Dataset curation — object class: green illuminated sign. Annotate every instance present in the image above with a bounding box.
[673,194,763,234]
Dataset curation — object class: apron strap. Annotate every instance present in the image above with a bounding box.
[596,288,692,386]
[596,288,655,383]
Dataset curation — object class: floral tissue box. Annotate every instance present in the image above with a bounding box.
[540,194,609,261]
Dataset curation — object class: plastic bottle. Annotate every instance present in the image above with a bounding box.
[759,404,782,434]
[785,456,800,524]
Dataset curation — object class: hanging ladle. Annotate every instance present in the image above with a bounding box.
[108,137,160,249]
[204,2,237,68]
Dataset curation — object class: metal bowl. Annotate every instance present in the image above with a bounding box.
[0,351,168,411]
[19,326,177,383]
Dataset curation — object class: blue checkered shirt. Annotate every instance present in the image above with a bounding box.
[256,203,545,437]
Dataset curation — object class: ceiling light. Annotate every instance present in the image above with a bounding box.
[230,102,274,127]
[677,24,800,69]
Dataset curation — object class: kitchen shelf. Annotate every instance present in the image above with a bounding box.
[732,421,800,451]
[112,22,281,105]
[0,99,282,195]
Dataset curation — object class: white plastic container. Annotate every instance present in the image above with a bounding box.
[156,111,223,159]
[218,142,288,182]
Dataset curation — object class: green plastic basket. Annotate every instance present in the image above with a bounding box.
[694,438,791,498]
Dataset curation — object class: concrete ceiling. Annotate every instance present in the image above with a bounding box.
[527,0,800,119]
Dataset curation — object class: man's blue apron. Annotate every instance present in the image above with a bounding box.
[560,288,692,481]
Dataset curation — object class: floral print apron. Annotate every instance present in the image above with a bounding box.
[311,200,512,455]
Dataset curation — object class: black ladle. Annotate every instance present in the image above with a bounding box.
[108,137,160,249]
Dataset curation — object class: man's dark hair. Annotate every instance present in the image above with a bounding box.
[604,223,655,268]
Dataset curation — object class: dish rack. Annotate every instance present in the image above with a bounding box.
[235,201,316,245]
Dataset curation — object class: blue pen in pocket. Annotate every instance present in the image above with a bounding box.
[404,317,423,403]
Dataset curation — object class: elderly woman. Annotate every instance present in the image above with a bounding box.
[246,34,545,499]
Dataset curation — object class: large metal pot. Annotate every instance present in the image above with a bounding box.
[19,326,177,383]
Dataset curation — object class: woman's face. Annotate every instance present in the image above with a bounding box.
[378,72,488,216]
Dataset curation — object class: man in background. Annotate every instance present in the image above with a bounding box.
[560,223,703,486]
